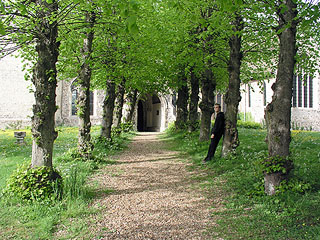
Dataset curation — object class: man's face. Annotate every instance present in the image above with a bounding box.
[214,105,220,113]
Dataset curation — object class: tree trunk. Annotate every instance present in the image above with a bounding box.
[222,14,243,157]
[31,0,59,168]
[77,11,95,159]
[114,78,126,128]
[188,69,199,132]
[175,79,189,130]
[264,0,297,195]
[101,79,116,139]
[124,88,138,123]
[199,69,216,141]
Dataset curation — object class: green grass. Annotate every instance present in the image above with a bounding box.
[163,127,320,240]
[1,125,319,239]
[0,126,133,240]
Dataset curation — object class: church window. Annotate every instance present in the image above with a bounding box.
[71,82,94,116]
[263,81,267,106]
[71,87,78,115]
[248,85,251,108]
[216,94,222,105]
[292,75,313,109]
[292,75,297,107]
[303,76,308,108]
[309,77,313,108]
[298,75,302,107]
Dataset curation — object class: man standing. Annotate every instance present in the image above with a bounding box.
[203,103,225,163]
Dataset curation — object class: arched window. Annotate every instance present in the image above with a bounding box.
[71,81,94,116]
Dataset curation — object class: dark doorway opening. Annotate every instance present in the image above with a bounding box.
[137,100,144,131]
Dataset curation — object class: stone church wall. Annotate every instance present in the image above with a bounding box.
[239,74,320,131]
[0,55,34,129]
[0,55,177,131]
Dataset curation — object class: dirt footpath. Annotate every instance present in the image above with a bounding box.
[89,132,217,239]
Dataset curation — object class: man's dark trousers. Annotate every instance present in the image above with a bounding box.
[205,133,223,161]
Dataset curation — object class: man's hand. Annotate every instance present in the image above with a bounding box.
[211,134,214,139]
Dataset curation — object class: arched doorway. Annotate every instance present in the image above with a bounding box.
[137,94,161,132]
[137,100,144,131]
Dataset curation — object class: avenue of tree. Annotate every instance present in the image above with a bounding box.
[0,0,319,195]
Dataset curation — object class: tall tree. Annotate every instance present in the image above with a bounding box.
[199,68,216,141]
[222,13,243,157]
[114,77,126,128]
[31,0,60,168]
[0,0,61,168]
[264,0,298,195]
[101,79,116,139]
[77,9,96,159]
[188,68,200,132]
[124,88,138,123]
[1,0,60,168]
[175,70,189,129]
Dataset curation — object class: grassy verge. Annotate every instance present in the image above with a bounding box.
[0,126,133,240]
[163,126,320,240]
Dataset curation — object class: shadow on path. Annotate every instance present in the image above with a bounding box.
[88,132,217,240]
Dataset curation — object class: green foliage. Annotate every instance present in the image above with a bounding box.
[238,112,254,121]
[174,120,189,131]
[93,135,124,153]
[261,156,292,174]
[277,178,311,194]
[3,163,62,201]
[237,112,263,129]
[237,120,263,129]
[112,122,134,135]
[56,147,88,162]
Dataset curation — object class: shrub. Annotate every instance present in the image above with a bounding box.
[238,120,263,129]
[57,147,86,162]
[3,162,63,201]
[112,122,134,135]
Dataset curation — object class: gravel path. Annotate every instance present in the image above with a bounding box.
[89,132,217,239]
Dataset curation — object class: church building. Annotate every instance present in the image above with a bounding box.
[0,55,176,132]
[1,54,319,132]
[238,74,320,131]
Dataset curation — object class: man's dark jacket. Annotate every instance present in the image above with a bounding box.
[211,112,225,137]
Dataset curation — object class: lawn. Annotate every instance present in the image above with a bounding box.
[0,126,133,239]
[163,126,320,240]
[1,125,319,239]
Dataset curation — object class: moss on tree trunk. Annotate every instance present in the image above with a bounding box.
[199,69,215,142]
[124,89,138,124]
[77,11,95,159]
[114,78,126,128]
[31,0,59,168]
[264,0,297,195]
[101,79,116,139]
[222,14,243,157]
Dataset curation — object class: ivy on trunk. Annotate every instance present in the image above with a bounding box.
[31,0,59,168]
[101,79,116,139]
[124,88,138,124]
[222,14,243,157]
[77,10,95,159]
[264,0,297,195]
[199,69,216,142]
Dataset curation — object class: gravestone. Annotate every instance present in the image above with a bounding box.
[14,131,26,144]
